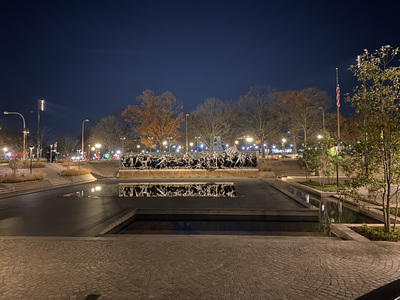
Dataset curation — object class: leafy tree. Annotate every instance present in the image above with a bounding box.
[122,90,183,151]
[189,98,232,151]
[343,45,400,232]
[90,115,124,153]
[238,86,281,158]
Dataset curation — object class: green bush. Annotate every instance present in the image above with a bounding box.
[353,224,400,242]
[299,181,343,192]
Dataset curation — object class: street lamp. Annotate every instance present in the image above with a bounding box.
[246,137,253,151]
[185,113,189,154]
[282,138,287,154]
[95,143,101,160]
[81,119,89,161]
[37,99,44,159]
[318,107,325,132]
[4,111,26,160]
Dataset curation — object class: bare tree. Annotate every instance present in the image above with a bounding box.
[190,98,232,151]
[238,86,281,158]
[56,136,74,157]
[90,115,124,153]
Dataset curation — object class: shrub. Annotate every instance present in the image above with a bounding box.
[353,224,400,242]
[299,181,343,192]
[60,168,91,176]
[2,172,44,183]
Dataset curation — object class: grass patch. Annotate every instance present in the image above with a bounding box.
[60,168,91,176]
[352,224,400,242]
[258,165,273,171]
[2,172,44,183]
[15,161,46,169]
[62,162,81,167]
[298,181,344,192]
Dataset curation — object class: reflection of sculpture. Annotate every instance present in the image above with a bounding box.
[119,183,236,197]
[120,149,257,170]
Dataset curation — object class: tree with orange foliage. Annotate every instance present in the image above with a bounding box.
[280,88,331,154]
[122,90,183,151]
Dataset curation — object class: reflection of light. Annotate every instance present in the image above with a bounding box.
[116,150,121,154]
[91,186,102,193]
[225,144,229,147]
[321,204,325,211]
[235,141,239,145]
[242,147,245,150]
[199,144,204,148]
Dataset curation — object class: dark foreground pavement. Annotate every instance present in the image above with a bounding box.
[1,235,400,299]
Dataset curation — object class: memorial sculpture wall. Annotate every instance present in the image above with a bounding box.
[120,150,257,170]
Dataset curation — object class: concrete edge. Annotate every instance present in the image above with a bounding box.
[266,180,317,209]
[330,224,372,242]
[0,178,97,199]
[97,209,138,235]
[285,180,337,197]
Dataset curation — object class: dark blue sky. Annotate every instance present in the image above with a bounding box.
[1,0,399,139]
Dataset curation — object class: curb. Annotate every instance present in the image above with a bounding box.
[330,224,371,242]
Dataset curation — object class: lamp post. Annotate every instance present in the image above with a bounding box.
[95,144,101,160]
[246,137,253,151]
[4,111,26,160]
[185,113,189,154]
[282,138,287,154]
[37,99,44,159]
[318,107,325,132]
[81,119,89,161]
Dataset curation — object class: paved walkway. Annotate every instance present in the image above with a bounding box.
[1,235,400,299]
[1,162,400,299]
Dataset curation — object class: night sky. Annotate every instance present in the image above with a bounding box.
[1,0,399,139]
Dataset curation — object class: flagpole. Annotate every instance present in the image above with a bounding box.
[336,68,340,140]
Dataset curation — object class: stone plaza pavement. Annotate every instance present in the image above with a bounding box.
[1,234,400,299]
[1,162,400,299]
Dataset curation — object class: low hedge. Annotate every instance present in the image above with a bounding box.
[353,224,400,242]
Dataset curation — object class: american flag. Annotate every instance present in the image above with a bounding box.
[336,83,340,109]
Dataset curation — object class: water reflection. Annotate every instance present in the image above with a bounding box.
[119,183,236,197]
[62,183,236,198]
